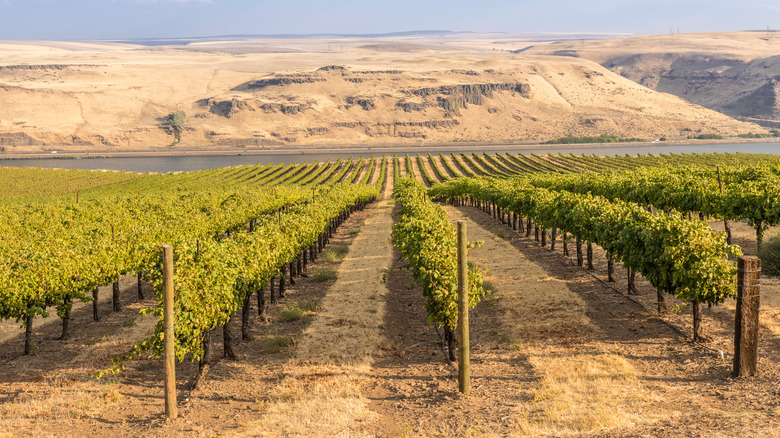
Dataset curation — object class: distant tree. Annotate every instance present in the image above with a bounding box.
[163,111,186,146]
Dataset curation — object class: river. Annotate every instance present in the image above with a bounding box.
[0,142,777,173]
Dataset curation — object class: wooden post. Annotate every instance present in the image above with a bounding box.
[92,286,100,321]
[576,237,583,267]
[456,221,470,395]
[550,229,557,251]
[628,268,636,295]
[162,244,177,419]
[717,166,733,245]
[607,259,615,282]
[112,280,121,312]
[24,312,34,355]
[657,288,668,314]
[540,228,547,247]
[692,300,703,341]
[734,256,761,377]
[586,242,594,270]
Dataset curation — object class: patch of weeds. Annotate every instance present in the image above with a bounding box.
[495,230,506,239]
[366,308,378,314]
[298,300,320,312]
[122,318,136,328]
[101,388,121,403]
[482,280,497,293]
[313,267,338,282]
[323,245,349,262]
[497,332,519,345]
[280,303,304,322]
[348,228,361,235]
[257,335,295,353]
[280,300,319,322]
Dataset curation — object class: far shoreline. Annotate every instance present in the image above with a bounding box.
[0,138,777,160]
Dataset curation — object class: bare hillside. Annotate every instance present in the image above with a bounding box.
[525,31,780,128]
[0,35,765,149]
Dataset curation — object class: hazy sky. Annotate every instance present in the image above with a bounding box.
[0,0,778,41]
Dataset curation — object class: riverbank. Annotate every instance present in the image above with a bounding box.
[0,138,777,160]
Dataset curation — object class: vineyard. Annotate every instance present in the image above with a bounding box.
[3,151,780,437]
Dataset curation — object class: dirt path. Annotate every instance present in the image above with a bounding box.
[243,161,396,437]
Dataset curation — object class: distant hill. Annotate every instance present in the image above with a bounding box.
[0,35,764,149]
[525,31,780,130]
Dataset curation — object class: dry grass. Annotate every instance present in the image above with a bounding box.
[246,364,377,437]
[296,204,393,364]
[246,198,395,436]
[0,378,123,434]
[517,347,647,435]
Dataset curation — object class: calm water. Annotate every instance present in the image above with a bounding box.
[0,142,778,173]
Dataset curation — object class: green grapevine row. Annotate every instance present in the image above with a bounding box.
[430,176,741,305]
[391,177,487,332]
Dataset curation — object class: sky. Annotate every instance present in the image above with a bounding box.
[0,0,778,41]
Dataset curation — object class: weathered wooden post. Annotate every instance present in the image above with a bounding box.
[734,256,761,377]
[586,242,594,270]
[717,167,733,245]
[93,286,100,321]
[137,272,144,300]
[112,279,121,312]
[457,221,470,395]
[162,244,177,419]
[607,259,615,282]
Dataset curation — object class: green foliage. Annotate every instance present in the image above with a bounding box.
[527,165,780,246]
[544,134,645,144]
[391,177,487,330]
[163,111,186,145]
[323,245,349,262]
[738,132,780,138]
[313,267,338,282]
[688,133,724,140]
[257,335,295,353]
[758,235,780,276]
[280,302,305,322]
[430,176,741,305]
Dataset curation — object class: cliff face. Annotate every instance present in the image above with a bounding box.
[0,38,765,148]
[526,32,780,129]
[609,53,780,125]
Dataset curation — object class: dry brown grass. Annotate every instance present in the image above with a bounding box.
[245,364,377,437]
[518,347,649,435]
[0,32,764,151]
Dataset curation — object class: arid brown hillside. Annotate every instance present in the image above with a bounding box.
[525,31,780,129]
[0,36,765,149]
